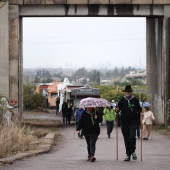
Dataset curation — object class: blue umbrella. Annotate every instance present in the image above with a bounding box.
[140,101,151,107]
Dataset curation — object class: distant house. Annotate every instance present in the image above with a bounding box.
[47,81,58,109]
[62,85,84,106]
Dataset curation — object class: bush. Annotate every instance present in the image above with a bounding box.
[23,85,44,110]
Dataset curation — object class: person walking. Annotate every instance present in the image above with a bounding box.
[68,103,73,124]
[115,85,142,161]
[75,106,84,139]
[56,96,60,115]
[76,107,103,162]
[61,101,68,125]
[103,106,116,138]
[142,106,155,140]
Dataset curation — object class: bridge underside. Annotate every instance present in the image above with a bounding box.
[0,1,170,126]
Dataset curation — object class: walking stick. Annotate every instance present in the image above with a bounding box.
[140,98,146,162]
[116,111,119,161]
[140,112,143,162]
[116,87,120,160]
[74,115,76,139]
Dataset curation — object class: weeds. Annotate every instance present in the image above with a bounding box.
[0,124,35,158]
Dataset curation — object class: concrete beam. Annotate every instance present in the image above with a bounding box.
[19,5,66,16]
[153,0,170,5]
[132,0,152,4]
[67,0,88,4]
[110,0,131,4]
[46,0,66,4]
[89,0,109,4]
[9,0,23,5]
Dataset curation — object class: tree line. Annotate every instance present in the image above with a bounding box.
[33,66,142,85]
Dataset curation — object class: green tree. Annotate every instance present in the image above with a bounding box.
[82,79,87,85]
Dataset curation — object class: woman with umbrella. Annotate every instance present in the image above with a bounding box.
[76,105,103,162]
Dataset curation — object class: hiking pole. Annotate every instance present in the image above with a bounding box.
[74,116,76,139]
[140,112,143,162]
[116,87,120,160]
[116,112,118,161]
[140,98,145,162]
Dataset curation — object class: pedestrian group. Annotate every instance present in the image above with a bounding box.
[58,85,154,163]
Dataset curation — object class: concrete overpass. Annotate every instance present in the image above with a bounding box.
[0,0,170,126]
[125,71,146,84]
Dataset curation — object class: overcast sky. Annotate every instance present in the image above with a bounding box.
[23,17,146,70]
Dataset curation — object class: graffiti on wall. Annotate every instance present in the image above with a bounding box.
[0,96,18,124]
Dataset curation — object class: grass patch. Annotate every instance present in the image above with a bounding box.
[0,118,60,158]
[22,119,61,128]
[0,124,35,158]
[153,125,170,135]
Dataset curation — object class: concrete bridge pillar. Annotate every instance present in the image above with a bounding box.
[162,17,170,127]
[9,5,23,118]
[147,16,170,126]
[0,2,9,98]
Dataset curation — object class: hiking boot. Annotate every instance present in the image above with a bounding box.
[132,152,137,160]
[79,136,84,139]
[124,156,131,161]
[91,156,96,162]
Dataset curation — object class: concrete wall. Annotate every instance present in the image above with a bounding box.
[0,2,9,98]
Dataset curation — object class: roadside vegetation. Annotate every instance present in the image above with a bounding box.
[0,98,58,159]
[0,124,35,158]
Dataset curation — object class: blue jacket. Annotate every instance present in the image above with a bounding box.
[75,108,84,122]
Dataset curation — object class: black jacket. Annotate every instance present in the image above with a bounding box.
[118,95,142,125]
[76,110,103,136]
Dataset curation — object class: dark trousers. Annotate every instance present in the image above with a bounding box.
[136,124,140,137]
[85,134,98,157]
[63,116,68,124]
[68,114,72,124]
[56,104,59,114]
[121,125,137,156]
[106,121,114,136]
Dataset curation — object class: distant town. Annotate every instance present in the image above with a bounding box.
[23,66,146,86]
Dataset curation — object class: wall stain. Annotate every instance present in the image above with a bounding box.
[150,5,153,16]
[108,5,114,16]
[65,5,69,15]
[88,5,99,16]
[116,5,133,16]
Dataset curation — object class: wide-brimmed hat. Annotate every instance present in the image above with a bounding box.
[122,85,133,92]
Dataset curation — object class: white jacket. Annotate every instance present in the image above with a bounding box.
[142,110,155,125]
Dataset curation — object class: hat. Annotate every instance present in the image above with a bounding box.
[122,85,133,92]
